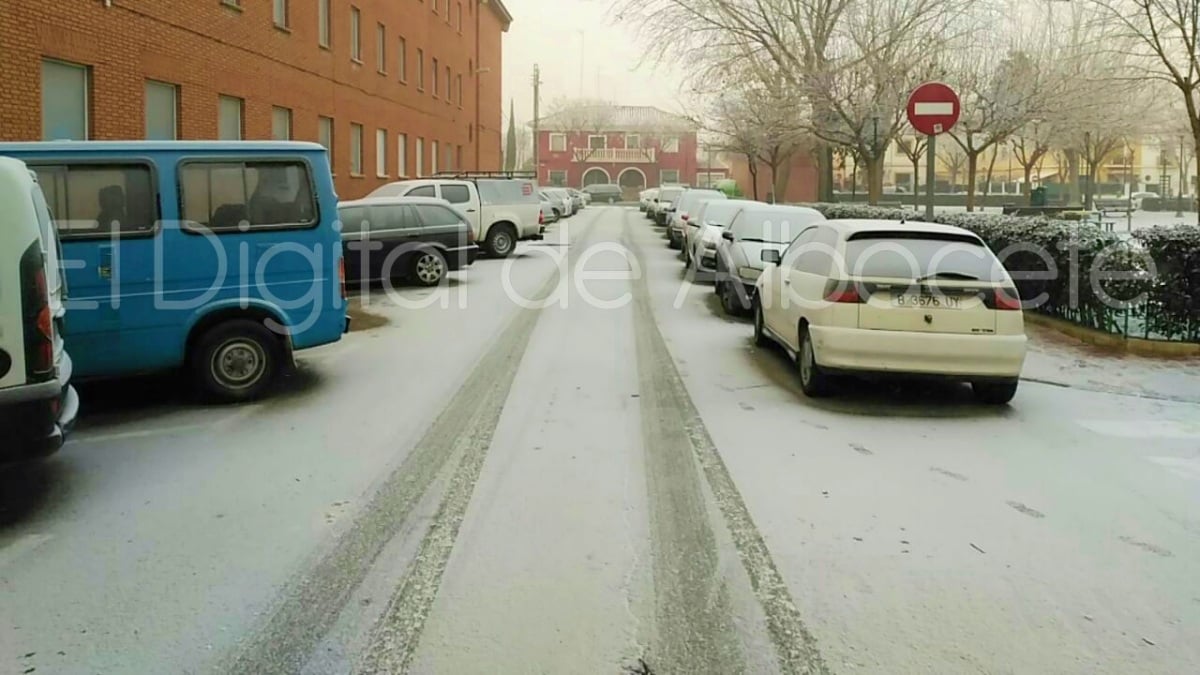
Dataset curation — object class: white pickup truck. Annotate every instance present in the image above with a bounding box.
[368,176,543,257]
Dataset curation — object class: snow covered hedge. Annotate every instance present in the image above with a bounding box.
[795,203,1199,341]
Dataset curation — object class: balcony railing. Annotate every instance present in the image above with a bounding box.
[572,148,657,163]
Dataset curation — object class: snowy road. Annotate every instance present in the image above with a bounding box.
[2,206,1198,675]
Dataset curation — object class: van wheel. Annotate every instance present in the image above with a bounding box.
[192,320,282,403]
[753,299,770,347]
[797,326,833,398]
[485,224,516,258]
[972,379,1019,405]
[411,249,447,286]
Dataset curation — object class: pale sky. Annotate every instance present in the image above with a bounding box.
[499,0,688,125]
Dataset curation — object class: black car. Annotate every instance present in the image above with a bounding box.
[582,183,624,203]
[338,197,479,286]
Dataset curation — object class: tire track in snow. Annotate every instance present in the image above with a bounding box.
[623,212,830,675]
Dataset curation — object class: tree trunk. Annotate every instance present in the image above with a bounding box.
[851,164,858,200]
[865,155,884,205]
[981,146,999,207]
[817,145,834,202]
[774,155,793,204]
[1065,150,1081,206]
[746,154,760,201]
[965,152,979,211]
[1084,158,1098,211]
[1022,165,1034,203]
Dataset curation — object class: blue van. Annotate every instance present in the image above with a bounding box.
[0,141,347,402]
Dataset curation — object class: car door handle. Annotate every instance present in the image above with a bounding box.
[465,208,477,213]
[783,279,791,285]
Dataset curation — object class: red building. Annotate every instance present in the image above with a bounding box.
[0,0,511,200]
[534,105,698,198]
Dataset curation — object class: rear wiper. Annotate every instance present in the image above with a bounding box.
[741,237,768,243]
[917,272,980,282]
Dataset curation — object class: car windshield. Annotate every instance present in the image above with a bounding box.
[732,208,824,242]
[701,202,745,228]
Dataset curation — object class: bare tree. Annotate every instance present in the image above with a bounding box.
[540,98,617,162]
[895,133,928,208]
[941,141,967,191]
[1010,121,1054,198]
[1089,0,1200,214]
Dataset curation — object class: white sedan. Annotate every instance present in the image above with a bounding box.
[753,218,1027,404]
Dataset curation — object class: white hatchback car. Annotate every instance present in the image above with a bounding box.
[753,219,1027,404]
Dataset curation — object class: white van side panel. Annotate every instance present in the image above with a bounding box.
[0,165,41,390]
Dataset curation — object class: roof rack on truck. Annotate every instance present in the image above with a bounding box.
[432,171,536,180]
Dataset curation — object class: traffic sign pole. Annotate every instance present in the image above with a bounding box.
[906,82,961,221]
[925,135,936,220]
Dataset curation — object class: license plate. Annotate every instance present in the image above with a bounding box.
[892,293,962,309]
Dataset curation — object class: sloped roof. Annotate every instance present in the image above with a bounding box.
[484,0,513,29]
[535,105,697,133]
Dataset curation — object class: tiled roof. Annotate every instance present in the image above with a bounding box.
[536,105,697,133]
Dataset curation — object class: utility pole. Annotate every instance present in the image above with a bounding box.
[578,31,585,98]
[1177,135,1185,218]
[532,64,542,184]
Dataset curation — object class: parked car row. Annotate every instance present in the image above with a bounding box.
[647,187,1029,405]
[0,143,554,464]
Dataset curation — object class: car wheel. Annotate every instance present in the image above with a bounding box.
[411,249,447,287]
[753,298,770,347]
[797,326,833,398]
[192,320,282,403]
[722,278,748,316]
[972,379,1019,405]
[668,231,681,250]
[485,224,516,258]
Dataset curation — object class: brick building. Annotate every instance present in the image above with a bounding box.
[0,0,511,199]
[534,105,698,199]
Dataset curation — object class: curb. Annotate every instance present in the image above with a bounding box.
[1024,312,1200,358]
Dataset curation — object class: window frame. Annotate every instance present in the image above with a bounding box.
[177,157,321,235]
[218,95,244,141]
[432,57,440,98]
[273,0,289,29]
[41,58,90,141]
[588,135,607,150]
[660,169,680,184]
[416,49,426,91]
[350,6,362,62]
[662,136,680,153]
[27,159,162,241]
[350,123,365,176]
[318,116,335,167]
[398,36,408,82]
[375,128,388,177]
[625,134,640,149]
[271,106,293,141]
[549,133,567,152]
[548,170,567,187]
[376,23,387,73]
[317,0,331,47]
[397,133,408,177]
[144,79,179,141]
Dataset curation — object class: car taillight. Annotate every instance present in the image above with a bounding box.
[823,281,863,304]
[19,241,54,381]
[539,210,545,225]
[681,214,689,221]
[338,257,347,300]
[994,287,1021,311]
[466,226,476,243]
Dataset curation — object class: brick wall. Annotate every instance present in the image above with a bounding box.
[0,0,509,199]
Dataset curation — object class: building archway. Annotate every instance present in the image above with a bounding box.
[581,167,611,187]
[618,167,647,201]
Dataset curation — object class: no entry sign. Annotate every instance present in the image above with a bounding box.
[907,82,960,136]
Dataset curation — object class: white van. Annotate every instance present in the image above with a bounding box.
[368,175,543,258]
[0,156,78,461]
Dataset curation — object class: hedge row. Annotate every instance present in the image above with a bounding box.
[796,203,1200,342]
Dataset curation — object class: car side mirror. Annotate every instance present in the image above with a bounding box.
[761,249,781,265]
[721,230,735,242]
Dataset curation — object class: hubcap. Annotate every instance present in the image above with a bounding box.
[494,232,512,253]
[800,337,814,385]
[212,339,266,390]
[416,254,444,283]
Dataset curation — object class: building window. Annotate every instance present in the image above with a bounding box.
[457,2,463,32]
[41,59,89,141]
[626,134,640,149]
[398,133,408,176]
[376,129,388,176]
[318,116,334,167]
[432,0,438,14]
[660,169,680,184]
[588,135,607,150]
[456,74,463,107]
[445,65,451,102]
[376,24,387,73]
[662,136,680,153]
[431,140,439,174]
[350,123,364,175]
[549,133,566,152]
[417,49,425,90]
[318,0,331,47]
[432,58,439,98]
[549,170,567,187]
[271,106,292,140]
[218,95,243,140]
[416,137,425,176]
[144,80,178,140]
[273,0,289,28]
[350,7,362,62]
[398,37,407,81]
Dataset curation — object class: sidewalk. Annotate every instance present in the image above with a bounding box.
[1022,323,1200,403]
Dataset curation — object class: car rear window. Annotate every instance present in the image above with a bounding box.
[844,232,1003,281]
[731,209,824,242]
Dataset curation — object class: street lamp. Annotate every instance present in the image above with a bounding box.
[1177,135,1185,218]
